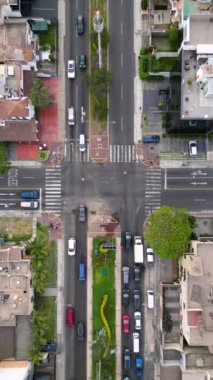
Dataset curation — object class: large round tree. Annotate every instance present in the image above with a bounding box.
[144,205,192,259]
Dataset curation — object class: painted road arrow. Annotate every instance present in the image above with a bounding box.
[190,182,207,185]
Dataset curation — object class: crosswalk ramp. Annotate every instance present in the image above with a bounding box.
[44,167,62,216]
[110,144,136,162]
[145,168,162,216]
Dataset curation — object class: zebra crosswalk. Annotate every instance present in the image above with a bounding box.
[44,167,62,216]
[67,142,137,163]
[144,168,162,216]
[109,144,136,163]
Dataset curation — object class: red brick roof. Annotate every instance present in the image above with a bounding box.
[0,119,38,142]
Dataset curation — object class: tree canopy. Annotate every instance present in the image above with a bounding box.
[30,79,54,109]
[0,143,10,175]
[144,205,192,259]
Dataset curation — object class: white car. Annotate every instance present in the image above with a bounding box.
[68,107,75,126]
[134,311,142,331]
[67,60,75,79]
[68,238,76,256]
[189,140,197,157]
[147,247,154,263]
[79,134,86,152]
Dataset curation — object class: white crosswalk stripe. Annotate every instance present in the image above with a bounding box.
[44,167,62,215]
[109,144,136,163]
[145,168,162,216]
[69,142,90,162]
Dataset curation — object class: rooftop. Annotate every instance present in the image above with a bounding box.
[0,19,34,62]
[0,245,33,323]
[180,240,213,346]
[181,16,213,120]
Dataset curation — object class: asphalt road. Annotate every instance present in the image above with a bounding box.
[66,0,89,144]
[162,168,213,211]
[108,0,134,144]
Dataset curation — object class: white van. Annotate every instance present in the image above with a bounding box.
[147,289,154,309]
[20,201,39,209]
[79,134,86,152]
[68,107,75,126]
[133,332,140,353]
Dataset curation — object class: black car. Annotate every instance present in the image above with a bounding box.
[79,204,86,222]
[77,322,85,340]
[133,289,141,310]
[79,54,87,69]
[77,15,85,35]
[133,265,141,282]
[123,348,131,371]
[122,289,130,306]
[124,231,132,249]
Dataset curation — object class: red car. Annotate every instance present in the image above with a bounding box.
[66,307,75,327]
[123,314,130,334]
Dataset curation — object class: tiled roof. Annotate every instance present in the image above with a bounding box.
[0,98,29,119]
[0,119,38,141]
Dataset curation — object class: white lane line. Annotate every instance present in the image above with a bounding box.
[164,168,167,190]
[46,168,61,172]
[121,116,124,131]
[145,191,161,194]
[121,84,123,99]
[110,145,113,162]
[45,195,61,198]
[121,53,123,67]
[121,21,123,35]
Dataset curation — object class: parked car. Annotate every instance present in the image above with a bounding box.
[67,60,75,79]
[122,314,130,334]
[122,289,130,306]
[122,266,129,286]
[41,343,57,352]
[123,348,131,371]
[135,357,143,377]
[77,322,85,340]
[66,307,75,327]
[142,134,160,143]
[68,237,76,256]
[134,311,141,331]
[147,247,154,263]
[133,265,141,282]
[123,377,130,380]
[20,191,39,199]
[77,15,85,35]
[124,231,132,249]
[79,204,86,222]
[189,140,197,157]
[133,289,141,310]
[79,54,87,69]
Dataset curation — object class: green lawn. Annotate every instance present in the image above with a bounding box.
[35,296,56,342]
[92,237,116,379]
[39,24,56,51]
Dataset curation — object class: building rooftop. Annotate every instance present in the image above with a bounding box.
[0,245,33,323]
[0,19,34,62]
[181,15,213,120]
[180,240,213,346]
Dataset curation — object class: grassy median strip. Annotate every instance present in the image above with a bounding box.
[92,237,116,379]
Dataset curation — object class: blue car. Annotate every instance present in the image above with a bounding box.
[20,191,39,199]
[135,357,143,377]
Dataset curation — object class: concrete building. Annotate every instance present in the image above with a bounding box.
[181,15,213,121]
[159,240,213,379]
[0,244,33,326]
